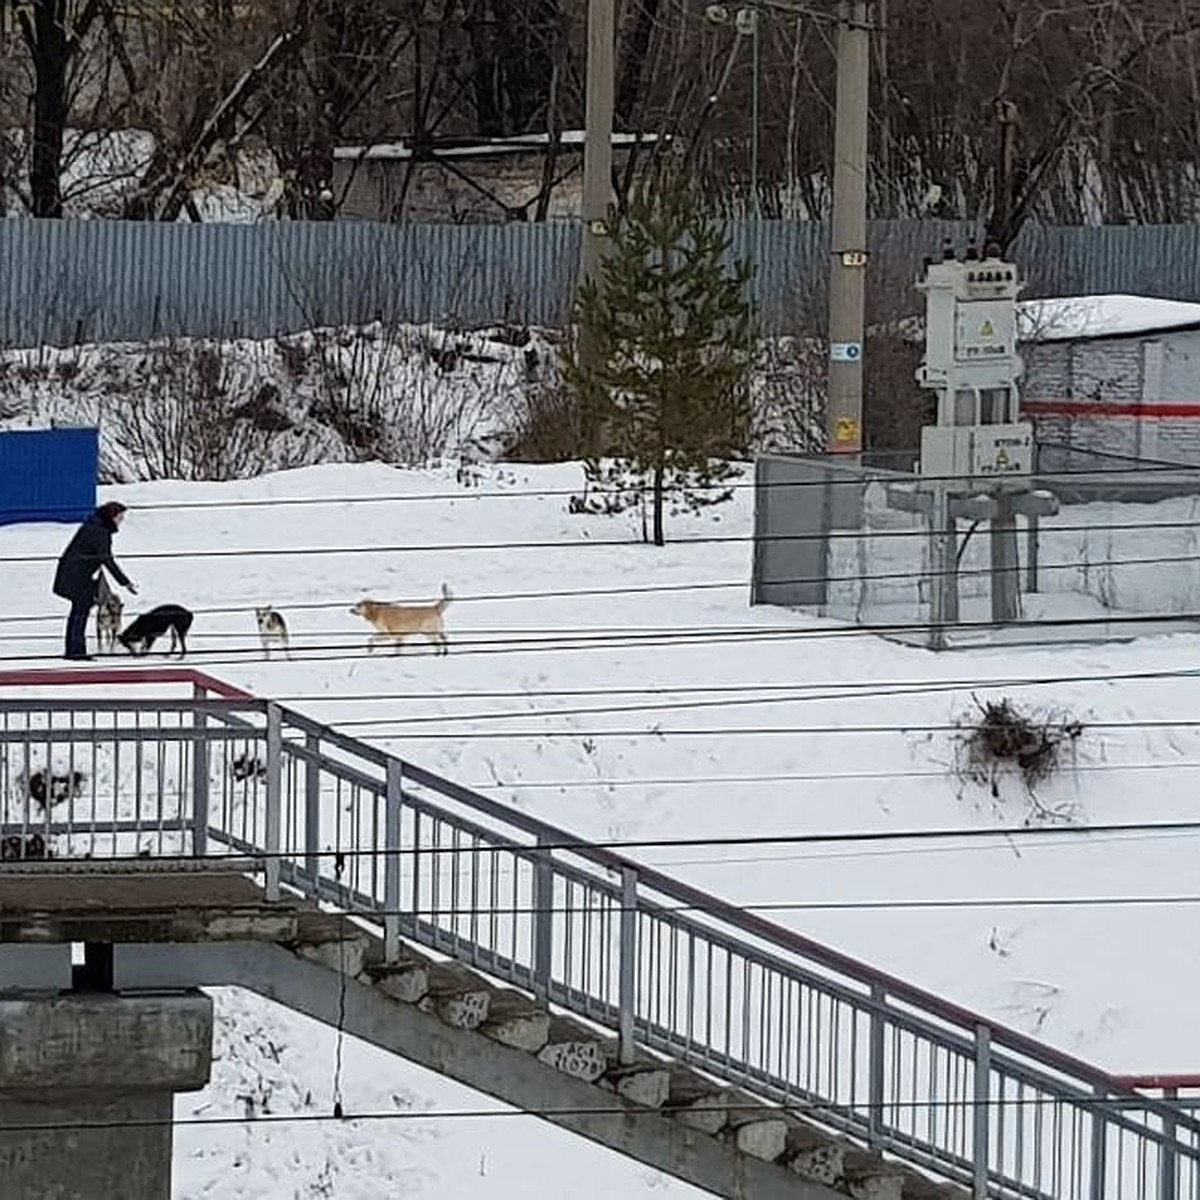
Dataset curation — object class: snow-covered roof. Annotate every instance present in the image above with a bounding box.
[1018,294,1200,342]
[334,132,661,162]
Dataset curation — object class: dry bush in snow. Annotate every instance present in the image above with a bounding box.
[953,696,1083,820]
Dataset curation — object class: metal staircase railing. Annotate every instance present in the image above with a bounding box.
[1,668,1197,1200]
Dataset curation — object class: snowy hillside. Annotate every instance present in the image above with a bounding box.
[0,327,823,484]
[2,460,1199,1197]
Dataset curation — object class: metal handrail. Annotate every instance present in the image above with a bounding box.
[2,668,1197,1199]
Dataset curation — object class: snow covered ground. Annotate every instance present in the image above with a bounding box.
[3,459,1200,1197]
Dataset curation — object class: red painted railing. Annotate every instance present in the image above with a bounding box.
[0,666,253,700]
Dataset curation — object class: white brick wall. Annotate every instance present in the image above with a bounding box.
[1023,331,1200,465]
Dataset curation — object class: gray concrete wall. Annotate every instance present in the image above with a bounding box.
[752,455,919,612]
[0,991,213,1200]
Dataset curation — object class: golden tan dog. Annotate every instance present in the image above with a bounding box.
[351,584,453,654]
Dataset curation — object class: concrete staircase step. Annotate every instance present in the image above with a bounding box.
[292,929,369,978]
[537,1015,615,1083]
[364,947,433,1005]
[418,961,494,1030]
[725,1089,790,1161]
[603,1062,672,1108]
[783,1117,849,1186]
[481,988,551,1052]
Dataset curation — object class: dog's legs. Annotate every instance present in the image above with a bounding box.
[429,631,449,656]
[177,628,188,659]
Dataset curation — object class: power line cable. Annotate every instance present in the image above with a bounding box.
[7,516,1200,565]
[36,819,1200,866]
[5,1088,1197,1138]
[6,607,1200,670]
[9,661,1200,705]
[15,455,1193,516]
[4,540,1199,631]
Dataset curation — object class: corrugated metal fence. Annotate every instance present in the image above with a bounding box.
[4,217,1200,347]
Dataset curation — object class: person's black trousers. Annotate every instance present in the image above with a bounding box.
[64,597,91,659]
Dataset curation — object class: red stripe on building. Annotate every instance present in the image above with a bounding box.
[1022,399,1200,418]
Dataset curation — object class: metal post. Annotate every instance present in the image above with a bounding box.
[826,0,870,455]
[973,1023,991,1198]
[750,8,761,222]
[532,834,554,1000]
[1160,1086,1177,1200]
[578,0,615,293]
[990,492,1021,623]
[304,732,320,895]
[929,485,959,649]
[618,866,638,1064]
[867,982,885,1145]
[1090,1085,1107,1200]
[264,703,281,901]
[1025,512,1039,592]
[190,682,208,859]
[383,758,404,965]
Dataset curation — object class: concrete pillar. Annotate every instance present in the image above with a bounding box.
[0,990,213,1199]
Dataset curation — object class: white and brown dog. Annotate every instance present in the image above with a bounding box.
[95,574,123,654]
[351,584,453,655]
[255,606,291,659]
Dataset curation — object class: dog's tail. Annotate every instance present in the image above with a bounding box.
[437,582,454,610]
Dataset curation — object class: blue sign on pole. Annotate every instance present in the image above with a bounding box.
[0,428,99,527]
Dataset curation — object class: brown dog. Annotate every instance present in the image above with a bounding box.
[351,584,453,655]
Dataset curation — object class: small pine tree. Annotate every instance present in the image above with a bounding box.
[563,177,754,545]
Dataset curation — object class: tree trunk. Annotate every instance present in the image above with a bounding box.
[615,0,660,129]
[28,0,71,218]
[652,460,664,546]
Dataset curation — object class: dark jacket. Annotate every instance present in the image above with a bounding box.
[52,509,131,603]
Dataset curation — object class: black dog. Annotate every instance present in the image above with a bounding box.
[1,833,53,862]
[28,768,86,809]
[118,604,194,658]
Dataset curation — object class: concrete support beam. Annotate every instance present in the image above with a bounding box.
[114,942,849,1200]
[0,991,213,1200]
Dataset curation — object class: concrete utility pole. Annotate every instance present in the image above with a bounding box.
[579,0,616,292]
[826,0,870,455]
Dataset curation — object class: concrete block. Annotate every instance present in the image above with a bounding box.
[0,944,71,991]
[294,936,367,979]
[419,963,492,1030]
[847,1169,906,1200]
[667,1081,731,1136]
[0,1092,173,1199]
[731,1115,788,1162]
[0,991,213,1093]
[608,1065,670,1109]
[482,991,550,1053]
[372,962,430,1006]
[538,1038,608,1083]
[788,1141,845,1185]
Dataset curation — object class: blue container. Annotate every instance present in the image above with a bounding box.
[0,428,99,526]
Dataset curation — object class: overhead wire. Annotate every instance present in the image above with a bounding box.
[5,1087,1197,1138]
[5,539,1200,629]
[5,606,1200,671]
[8,448,1193,515]
[5,516,1200,566]
[40,818,1200,866]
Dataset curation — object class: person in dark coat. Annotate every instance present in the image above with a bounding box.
[52,501,137,661]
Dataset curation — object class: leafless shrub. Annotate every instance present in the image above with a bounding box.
[105,339,314,481]
[503,380,585,462]
[953,696,1083,817]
